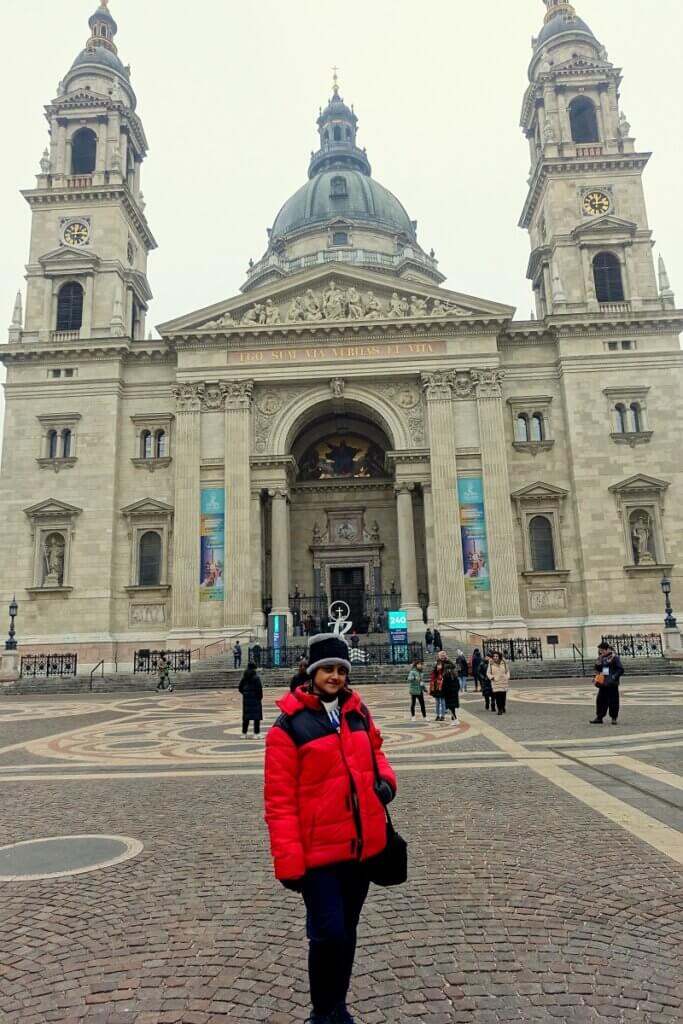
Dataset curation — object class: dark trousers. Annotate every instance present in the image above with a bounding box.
[493,691,507,713]
[234,655,242,668]
[302,862,370,1016]
[483,694,494,710]
[596,685,620,721]
[242,717,260,735]
[410,693,426,717]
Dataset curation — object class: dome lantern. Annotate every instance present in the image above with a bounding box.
[308,70,371,179]
[87,0,118,55]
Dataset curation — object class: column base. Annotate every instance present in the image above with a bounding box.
[0,651,20,683]
[404,604,425,633]
[664,627,683,657]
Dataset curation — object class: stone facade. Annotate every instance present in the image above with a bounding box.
[1,0,682,667]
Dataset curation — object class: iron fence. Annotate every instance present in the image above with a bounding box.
[248,642,424,670]
[284,589,408,636]
[602,634,664,658]
[20,653,78,678]
[133,649,192,674]
[482,638,543,662]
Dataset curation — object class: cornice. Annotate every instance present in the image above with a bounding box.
[0,338,172,367]
[519,151,652,229]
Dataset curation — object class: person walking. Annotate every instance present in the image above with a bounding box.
[290,658,309,693]
[478,656,495,711]
[232,640,242,669]
[264,633,398,1024]
[487,651,510,714]
[590,642,625,725]
[424,628,434,656]
[441,658,460,724]
[155,652,174,693]
[238,661,263,738]
[429,652,447,721]
[471,648,482,691]
[455,650,469,693]
[433,629,443,653]
[408,658,427,721]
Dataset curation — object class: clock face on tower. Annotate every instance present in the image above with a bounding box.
[63,221,90,246]
[583,191,611,217]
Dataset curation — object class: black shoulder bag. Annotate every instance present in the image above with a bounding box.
[363,721,408,887]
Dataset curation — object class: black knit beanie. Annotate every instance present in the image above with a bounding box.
[307,633,352,677]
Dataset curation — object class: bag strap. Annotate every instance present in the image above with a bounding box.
[361,711,396,834]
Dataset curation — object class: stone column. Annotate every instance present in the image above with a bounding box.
[421,373,467,622]
[171,383,204,630]
[422,483,439,624]
[251,490,265,633]
[270,488,291,618]
[395,483,422,629]
[223,380,254,627]
[473,370,523,624]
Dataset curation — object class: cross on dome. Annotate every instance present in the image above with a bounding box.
[332,65,340,97]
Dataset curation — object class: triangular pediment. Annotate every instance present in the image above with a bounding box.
[609,474,670,494]
[39,246,100,271]
[511,481,569,501]
[24,498,82,518]
[120,498,175,516]
[572,215,638,240]
[158,264,514,336]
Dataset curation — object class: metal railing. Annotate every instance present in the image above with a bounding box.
[133,649,191,674]
[572,644,586,675]
[89,660,105,691]
[601,634,664,659]
[248,642,424,671]
[286,589,407,635]
[482,638,543,662]
[20,653,78,679]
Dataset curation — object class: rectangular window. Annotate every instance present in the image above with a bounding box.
[607,342,618,352]
[48,369,62,378]
[621,340,633,351]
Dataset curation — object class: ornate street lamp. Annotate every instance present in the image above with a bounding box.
[660,575,677,629]
[5,596,18,651]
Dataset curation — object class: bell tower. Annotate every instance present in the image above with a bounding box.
[519,0,674,317]
[19,1,156,344]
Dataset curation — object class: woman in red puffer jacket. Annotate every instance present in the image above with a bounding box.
[264,633,397,1024]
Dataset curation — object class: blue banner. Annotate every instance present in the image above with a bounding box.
[458,476,490,593]
[200,488,225,603]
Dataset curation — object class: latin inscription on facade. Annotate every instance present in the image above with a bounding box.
[229,341,446,365]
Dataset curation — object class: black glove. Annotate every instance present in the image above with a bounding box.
[281,877,305,893]
[374,779,395,806]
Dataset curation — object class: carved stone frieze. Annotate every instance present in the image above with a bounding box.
[252,386,303,454]
[329,377,346,399]
[421,371,454,401]
[472,368,505,399]
[202,382,228,411]
[223,379,254,411]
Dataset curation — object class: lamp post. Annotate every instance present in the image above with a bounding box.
[5,596,18,651]
[660,575,677,629]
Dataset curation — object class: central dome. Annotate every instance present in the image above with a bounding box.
[271,169,416,243]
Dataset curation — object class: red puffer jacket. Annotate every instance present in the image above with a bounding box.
[264,686,397,881]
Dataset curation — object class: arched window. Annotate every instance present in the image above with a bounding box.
[71,128,97,175]
[138,531,162,586]
[515,414,530,442]
[333,125,342,142]
[593,252,625,303]
[629,402,642,433]
[155,430,168,458]
[330,175,348,197]
[56,282,84,332]
[48,430,59,459]
[569,97,600,144]
[323,129,329,144]
[141,430,153,459]
[530,414,545,442]
[529,515,556,572]
[62,429,72,459]
[614,403,628,433]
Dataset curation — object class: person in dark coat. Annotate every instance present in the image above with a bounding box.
[441,659,460,724]
[424,628,434,655]
[590,642,625,724]
[290,658,309,693]
[471,648,482,691]
[238,662,263,738]
[433,629,443,653]
[478,656,495,711]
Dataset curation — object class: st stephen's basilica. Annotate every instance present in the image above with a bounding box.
[1,0,682,666]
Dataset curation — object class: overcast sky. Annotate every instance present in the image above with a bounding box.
[1,0,682,441]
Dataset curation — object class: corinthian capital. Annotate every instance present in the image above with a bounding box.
[172,382,205,413]
[421,371,453,401]
[472,368,505,399]
[222,379,255,411]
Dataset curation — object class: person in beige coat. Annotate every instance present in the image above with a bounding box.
[487,652,510,715]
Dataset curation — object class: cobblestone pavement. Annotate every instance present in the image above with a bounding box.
[0,678,682,1023]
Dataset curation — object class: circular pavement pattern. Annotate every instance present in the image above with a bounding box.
[511,681,683,705]
[0,834,143,881]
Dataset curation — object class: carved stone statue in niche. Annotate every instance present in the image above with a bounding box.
[630,510,656,565]
[312,521,323,545]
[43,532,65,587]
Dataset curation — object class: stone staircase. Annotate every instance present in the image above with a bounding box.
[2,651,681,697]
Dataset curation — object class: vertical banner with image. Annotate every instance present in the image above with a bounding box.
[200,488,225,603]
[458,476,490,592]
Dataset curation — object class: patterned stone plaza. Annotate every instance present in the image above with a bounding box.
[0,678,682,1023]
